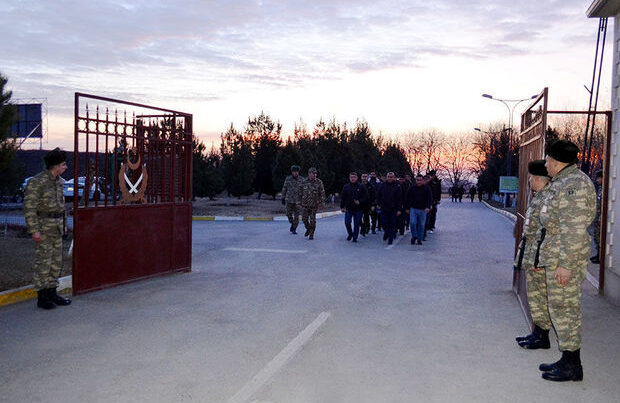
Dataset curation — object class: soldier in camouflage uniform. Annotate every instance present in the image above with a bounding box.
[24,148,72,310]
[281,165,304,234]
[301,167,325,240]
[589,170,603,264]
[535,140,596,382]
[514,160,552,350]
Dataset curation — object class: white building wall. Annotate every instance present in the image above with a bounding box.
[605,15,620,305]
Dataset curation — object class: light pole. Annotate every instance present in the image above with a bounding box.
[481,93,537,176]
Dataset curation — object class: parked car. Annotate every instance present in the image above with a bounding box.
[64,177,103,201]
[13,176,34,203]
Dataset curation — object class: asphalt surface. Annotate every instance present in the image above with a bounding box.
[1,201,619,402]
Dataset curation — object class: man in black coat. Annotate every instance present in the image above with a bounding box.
[360,173,375,236]
[340,172,368,243]
[368,171,382,233]
[427,170,441,232]
[397,175,411,235]
[376,172,402,245]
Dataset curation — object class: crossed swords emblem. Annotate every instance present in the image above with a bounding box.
[123,170,144,194]
[119,148,148,204]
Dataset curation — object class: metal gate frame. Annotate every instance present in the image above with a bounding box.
[514,88,612,324]
[72,93,192,294]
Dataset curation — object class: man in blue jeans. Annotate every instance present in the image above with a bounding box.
[405,175,433,245]
[376,172,402,245]
[340,172,368,243]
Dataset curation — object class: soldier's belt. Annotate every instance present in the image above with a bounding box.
[37,212,64,218]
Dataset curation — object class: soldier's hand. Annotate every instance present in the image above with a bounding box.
[396,211,401,216]
[371,206,375,212]
[530,265,543,272]
[424,208,430,213]
[354,200,360,205]
[554,267,572,286]
[32,232,42,242]
[341,208,346,213]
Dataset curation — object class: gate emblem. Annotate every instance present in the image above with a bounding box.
[119,148,148,204]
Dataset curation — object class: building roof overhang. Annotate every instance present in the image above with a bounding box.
[587,0,620,17]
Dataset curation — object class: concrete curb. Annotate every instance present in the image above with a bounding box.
[192,210,343,222]
[481,201,517,222]
[0,275,72,308]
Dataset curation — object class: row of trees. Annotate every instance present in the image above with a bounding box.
[194,111,607,200]
[193,113,415,199]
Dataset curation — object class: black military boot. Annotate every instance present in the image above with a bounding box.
[304,228,310,237]
[541,350,583,382]
[48,288,71,306]
[516,325,550,349]
[37,289,56,310]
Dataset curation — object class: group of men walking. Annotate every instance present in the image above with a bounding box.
[281,165,325,240]
[281,166,441,246]
[339,171,441,245]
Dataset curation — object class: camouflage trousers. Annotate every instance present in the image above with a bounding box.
[545,265,586,351]
[286,203,301,229]
[302,206,317,235]
[526,267,552,330]
[33,228,63,291]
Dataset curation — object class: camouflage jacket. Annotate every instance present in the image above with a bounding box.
[518,184,550,267]
[301,178,325,208]
[538,164,596,272]
[282,175,304,204]
[24,170,65,234]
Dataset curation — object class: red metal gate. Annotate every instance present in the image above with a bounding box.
[72,93,192,294]
[514,88,548,322]
[515,88,612,323]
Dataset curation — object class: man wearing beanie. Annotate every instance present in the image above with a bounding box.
[24,147,72,310]
[535,140,596,381]
[514,160,552,350]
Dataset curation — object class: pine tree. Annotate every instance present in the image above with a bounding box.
[0,72,19,199]
[221,124,255,198]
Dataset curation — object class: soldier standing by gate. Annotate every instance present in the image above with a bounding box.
[514,160,552,350]
[301,167,325,240]
[24,148,72,310]
[281,165,304,234]
[535,140,596,382]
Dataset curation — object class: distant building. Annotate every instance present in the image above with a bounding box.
[588,0,620,304]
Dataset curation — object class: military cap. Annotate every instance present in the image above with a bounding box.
[44,148,67,169]
[528,159,549,177]
[546,140,579,164]
[291,165,300,172]
[308,167,317,174]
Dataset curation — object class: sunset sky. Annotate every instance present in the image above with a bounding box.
[1,0,613,150]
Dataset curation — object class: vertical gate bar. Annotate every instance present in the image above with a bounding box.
[84,104,90,208]
[104,108,109,207]
[599,112,612,295]
[170,117,176,203]
[95,106,100,207]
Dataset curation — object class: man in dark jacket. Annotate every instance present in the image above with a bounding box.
[340,172,368,243]
[427,170,441,232]
[397,175,410,235]
[376,172,402,245]
[405,175,433,245]
[368,171,382,233]
[360,173,375,236]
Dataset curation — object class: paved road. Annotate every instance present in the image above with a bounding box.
[1,201,619,402]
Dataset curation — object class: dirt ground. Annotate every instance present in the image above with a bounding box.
[0,227,72,292]
[192,194,339,216]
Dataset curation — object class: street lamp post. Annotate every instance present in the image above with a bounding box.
[481,94,537,207]
[481,94,537,176]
